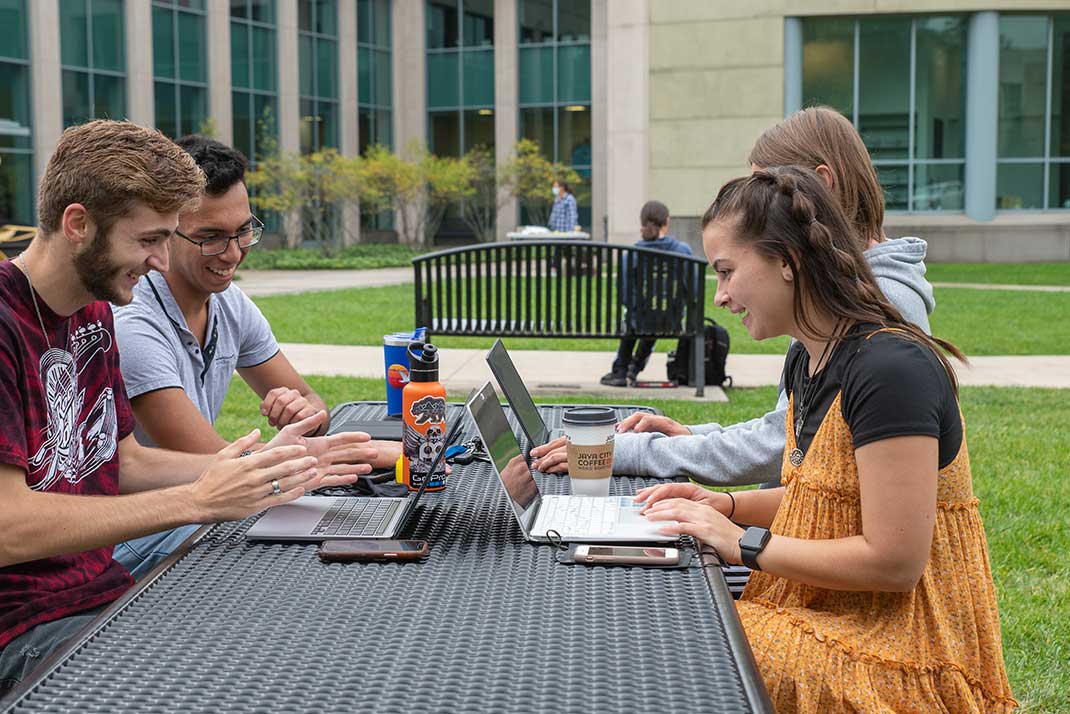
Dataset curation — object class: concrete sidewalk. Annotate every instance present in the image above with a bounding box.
[238,267,412,296]
[280,343,1070,396]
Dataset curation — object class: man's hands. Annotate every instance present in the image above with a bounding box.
[188,429,319,522]
[529,414,691,473]
[263,411,381,484]
[636,483,743,563]
[260,387,321,433]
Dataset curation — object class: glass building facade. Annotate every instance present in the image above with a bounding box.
[298,0,339,153]
[358,0,392,155]
[231,0,278,164]
[518,0,592,226]
[997,15,1070,209]
[0,0,33,226]
[152,0,208,138]
[801,15,967,212]
[60,0,127,127]
[426,0,496,158]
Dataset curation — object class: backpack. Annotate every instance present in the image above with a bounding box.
[666,318,732,387]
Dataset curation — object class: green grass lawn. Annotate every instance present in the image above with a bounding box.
[218,378,1068,713]
[925,262,1070,286]
[253,282,1070,356]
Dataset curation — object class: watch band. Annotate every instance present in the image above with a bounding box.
[739,526,771,571]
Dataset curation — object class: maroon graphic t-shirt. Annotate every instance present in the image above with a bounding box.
[0,260,135,650]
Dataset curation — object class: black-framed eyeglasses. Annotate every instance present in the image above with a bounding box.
[176,215,265,256]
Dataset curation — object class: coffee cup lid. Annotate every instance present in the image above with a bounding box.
[562,407,616,426]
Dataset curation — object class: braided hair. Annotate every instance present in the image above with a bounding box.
[702,166,964,392]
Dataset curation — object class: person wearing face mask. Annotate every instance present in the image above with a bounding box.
[547,180,579,233]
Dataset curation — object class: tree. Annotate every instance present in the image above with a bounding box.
[420,147,473,243]
[460,144,502,243]
[246,148,362,252]
[500,139,581,227]
[197,116,220,140]
[360,142,471,246]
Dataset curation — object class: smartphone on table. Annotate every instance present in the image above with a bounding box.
[573,544,680,566]
[318,539,429,562]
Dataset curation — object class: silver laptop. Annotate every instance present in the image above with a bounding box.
[465,382,676,544]
[485,339,563,448]
[246,410,464,542]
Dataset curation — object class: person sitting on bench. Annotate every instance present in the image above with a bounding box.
[600,200,693,387]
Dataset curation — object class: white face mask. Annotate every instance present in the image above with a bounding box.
[551,186,560,197]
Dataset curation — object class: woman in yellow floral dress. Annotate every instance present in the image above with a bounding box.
[640,166,1016,713]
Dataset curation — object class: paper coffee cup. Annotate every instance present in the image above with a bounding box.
[562,407,617,498]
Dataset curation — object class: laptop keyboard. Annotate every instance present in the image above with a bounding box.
[312,498,402,537]
[532,496,622,536]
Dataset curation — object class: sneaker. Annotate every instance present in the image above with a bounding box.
[600,372,627,387]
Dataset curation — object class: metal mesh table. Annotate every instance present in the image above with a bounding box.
[2,403,770,713]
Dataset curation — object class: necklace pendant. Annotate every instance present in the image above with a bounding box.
[789,448,804,468]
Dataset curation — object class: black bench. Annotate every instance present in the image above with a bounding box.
[412,240,710,396]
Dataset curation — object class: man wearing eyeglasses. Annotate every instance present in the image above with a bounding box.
[111,136,402,578]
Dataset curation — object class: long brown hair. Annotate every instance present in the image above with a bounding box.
[748,107,884,249]
[703,166,965,392]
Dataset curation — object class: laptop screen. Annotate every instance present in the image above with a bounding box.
[485,339,549,448]
[466,382,540,534]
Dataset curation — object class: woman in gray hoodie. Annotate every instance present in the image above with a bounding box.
[532,107,936,485]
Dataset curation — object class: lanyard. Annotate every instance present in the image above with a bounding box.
[145,275,219,385]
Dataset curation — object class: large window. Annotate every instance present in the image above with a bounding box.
[998,15,1070,210]
[426,0,495,158]
[60,0,127,126]
[0,0,33,225]
[801,16,967,211]
[152,0,208,138]
[518,0,591,227]
[358,0,392,154]
[298,0,338,153]
[232,0,278,163]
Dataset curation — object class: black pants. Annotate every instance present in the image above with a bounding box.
[611,336,657,377]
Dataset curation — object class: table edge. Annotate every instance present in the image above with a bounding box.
[0,524,213,712]
[700,551,774,714]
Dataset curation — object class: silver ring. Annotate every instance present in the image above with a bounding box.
[270,479,281,496]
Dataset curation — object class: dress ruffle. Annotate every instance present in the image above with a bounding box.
[739,599,1018,714]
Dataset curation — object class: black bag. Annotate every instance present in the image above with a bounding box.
[666,318,732,387]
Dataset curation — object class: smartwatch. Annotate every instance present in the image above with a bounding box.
[738,526,772,570]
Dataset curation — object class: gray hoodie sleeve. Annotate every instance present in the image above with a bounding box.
[612,389,788,486]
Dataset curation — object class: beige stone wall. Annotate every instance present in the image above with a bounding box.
[647,3,785,215]
[646,0,1070,218]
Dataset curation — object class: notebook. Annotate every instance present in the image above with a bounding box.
[465,381,676,544]
[246,409,464,542]
[485,339,564,448]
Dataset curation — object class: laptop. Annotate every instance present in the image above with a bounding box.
[246,408,464,542]
[465,382,676,544]
[485,339,563,448]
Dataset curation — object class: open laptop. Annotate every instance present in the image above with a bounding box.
[246,408,464,542]
[465,381,676,544]
[485,339,563,449]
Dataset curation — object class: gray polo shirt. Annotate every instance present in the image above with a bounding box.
[112,272,279,447]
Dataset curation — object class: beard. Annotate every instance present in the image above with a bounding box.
[72,228,129,305]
